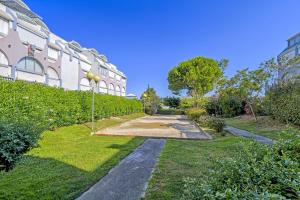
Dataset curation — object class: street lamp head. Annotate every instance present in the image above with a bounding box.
[86,71,94,81]
[94,75,101,83]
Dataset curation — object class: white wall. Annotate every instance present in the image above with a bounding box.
[17,26,47,49]
[16,71,45,83]
[61,52,79,90]
[0,66,11,77]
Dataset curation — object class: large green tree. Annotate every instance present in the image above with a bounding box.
[168,56,225,106]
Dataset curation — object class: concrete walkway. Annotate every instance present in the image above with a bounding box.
[76,139,166,200]
[224,126,275,145]
[97,115,211,140]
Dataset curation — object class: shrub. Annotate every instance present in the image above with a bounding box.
[0,80,143,130]
[0,120,43,170]
[267,80,300,126]
[205,97,223,116]
[219,95,244,117]
[186,108,207,120]
[181,134,300,200]
[162,97,181,109]
[196,115,225,133]
[157,108,185,115]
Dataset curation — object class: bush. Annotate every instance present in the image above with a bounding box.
[0,120,43,170]
[157,108,185,115]
[186,108,207,120]
[182,134,300,200]
[219,95,244,117]
[196,115,225,133]
[205,97,223,116]
[0,80,143,130]
[162,97,181,109]
[267,80,300,126]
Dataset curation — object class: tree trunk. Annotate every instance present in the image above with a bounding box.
[248,101,257,122]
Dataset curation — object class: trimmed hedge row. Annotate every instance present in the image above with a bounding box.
[0,80,142,130]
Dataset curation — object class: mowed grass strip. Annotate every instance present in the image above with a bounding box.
[225,116,300,140]
[145,136,244,200]
[0,114,145,200]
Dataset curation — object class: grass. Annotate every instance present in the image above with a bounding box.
[145,135,244,200]
[0,113,145,200]
[225,116,299,140]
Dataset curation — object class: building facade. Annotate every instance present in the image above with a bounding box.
[0,0,127,96]
[278,32,300,79]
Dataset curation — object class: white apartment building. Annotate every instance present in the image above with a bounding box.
[0,0,127,96]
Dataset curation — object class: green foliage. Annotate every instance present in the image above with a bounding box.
[157,108,185,115]
[141,87,161,115]
[0,80,143,130]
[0,120,43,170]
[180,97,208,109]
[182,134,300,200]
[195,115,225,133]
[168,57,224,98]
[267,80,300,126]
[219,95,244,117]
[162,96,181,109]
[218,67,269,119]
[186,108,207,121]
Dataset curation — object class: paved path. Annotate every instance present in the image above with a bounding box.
[224,126,275,145]
[76,139,166,200]
[97,115,211,140]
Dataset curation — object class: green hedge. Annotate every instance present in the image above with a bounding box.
[268,80,300,126]
[0,80,142,130]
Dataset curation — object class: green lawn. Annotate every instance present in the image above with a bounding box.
[225,116,299,140]
[0,114,145,200]
[145,136,244,200]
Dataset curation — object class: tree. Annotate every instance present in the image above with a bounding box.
[162,97,181,109]
[141,87,160,115]
[168,57,225,107]
[218,67,269,121]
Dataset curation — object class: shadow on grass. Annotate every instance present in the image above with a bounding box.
[0,137,143,200]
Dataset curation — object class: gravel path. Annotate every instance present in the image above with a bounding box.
[76,139,166,200]
[224,126,275,145]
[97,115,211,140]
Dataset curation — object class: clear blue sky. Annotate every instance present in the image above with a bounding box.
[25,0,300,97]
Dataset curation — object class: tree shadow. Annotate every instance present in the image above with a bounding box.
[0,137,143,200]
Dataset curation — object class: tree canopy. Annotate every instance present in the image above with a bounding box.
[168,57,225,98]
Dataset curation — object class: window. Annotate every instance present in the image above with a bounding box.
[17,57,43,74]
[0,51,8,66]
[116,74,121,81]
[109,71,115,79]
[99,66,108,76]
[116,86,121,96]
[122,87,126,96]
[0,17,8,36]
[109,83,115,95]
[80,78,90,91]
[99,80,108,94]
[48,47,59,60]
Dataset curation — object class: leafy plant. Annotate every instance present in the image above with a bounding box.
[186,108,207,120]
[195,115,225,133]
[181,134,300,199]
[162,97,181,109]
[0,119,43,170]
[141,87,160,115]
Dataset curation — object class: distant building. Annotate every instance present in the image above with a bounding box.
[0,0,127,96]
[278,32,300,78]
[126,93,138,99]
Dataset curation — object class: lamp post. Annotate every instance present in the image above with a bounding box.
[142,93,148,113]
[87,72,101,135]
